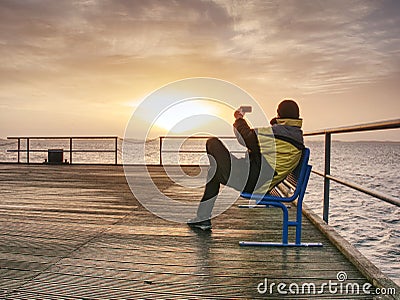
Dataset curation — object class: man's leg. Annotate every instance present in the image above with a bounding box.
[196,137,232,220]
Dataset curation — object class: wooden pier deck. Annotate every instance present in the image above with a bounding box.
[0,164,393,299]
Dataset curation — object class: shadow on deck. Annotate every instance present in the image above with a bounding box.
[0,165,386,299]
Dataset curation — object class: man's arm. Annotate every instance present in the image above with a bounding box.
[233,117,259,153]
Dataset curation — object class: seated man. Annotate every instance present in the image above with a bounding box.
[188,99,305,230]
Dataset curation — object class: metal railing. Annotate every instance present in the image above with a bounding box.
[7,136,120,165]
[304,119,400,223]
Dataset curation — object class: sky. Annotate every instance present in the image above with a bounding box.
[0,0,399,140]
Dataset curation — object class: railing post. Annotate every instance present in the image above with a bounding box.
[17,138,20,163]
[70,138,73,164]
[26,138,30,164]
[115,137,118,165]
[159,137,163,165]
[323,132,331,223]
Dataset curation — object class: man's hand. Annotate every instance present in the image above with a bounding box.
[234,110,244,120]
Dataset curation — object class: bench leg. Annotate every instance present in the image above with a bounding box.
[295,218,302,244]
[282,205,289,244]
[239,202,323,247]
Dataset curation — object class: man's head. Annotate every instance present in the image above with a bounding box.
[277,99,300,119]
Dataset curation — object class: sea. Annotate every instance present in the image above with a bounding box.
[0,137,399,285]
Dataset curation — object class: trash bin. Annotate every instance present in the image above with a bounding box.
[48,149,63,164]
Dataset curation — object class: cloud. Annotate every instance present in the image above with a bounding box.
[0,0,237,101]
[1,0,398,90]
[0,0,399,137]
[0,0,233,60]
[214,0,400,93]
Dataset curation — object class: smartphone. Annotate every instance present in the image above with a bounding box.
[239,106,252,114]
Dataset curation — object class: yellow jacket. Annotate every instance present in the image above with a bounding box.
[254,118,304,193]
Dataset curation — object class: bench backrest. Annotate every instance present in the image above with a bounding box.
[268,148,311,200]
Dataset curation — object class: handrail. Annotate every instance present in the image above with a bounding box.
[304,118,400,223]
[305,119,400,135]
[312,170,400,207]
[7,136,119,139]
[7,136,120,165]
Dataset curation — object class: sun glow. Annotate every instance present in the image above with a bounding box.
[152,99,230,134]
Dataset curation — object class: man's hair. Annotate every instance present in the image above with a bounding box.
[277,99,300,119]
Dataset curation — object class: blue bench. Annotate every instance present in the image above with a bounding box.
[239,148,322,247]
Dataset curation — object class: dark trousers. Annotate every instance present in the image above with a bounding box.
[196,137,261,219]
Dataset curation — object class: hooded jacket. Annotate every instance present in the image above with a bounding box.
[234,117,304,194]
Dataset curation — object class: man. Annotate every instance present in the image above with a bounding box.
[188,99,305,230]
